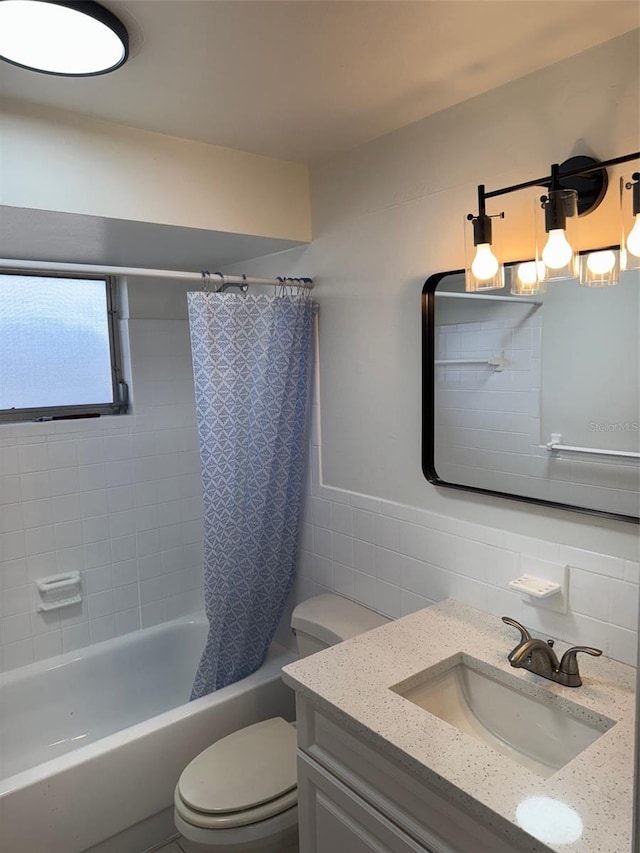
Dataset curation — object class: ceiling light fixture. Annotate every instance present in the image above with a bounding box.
[464,151,640,293]
[0,0,129,77]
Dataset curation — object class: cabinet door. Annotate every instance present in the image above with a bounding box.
[297,698,524,853]
[299,754,437,853]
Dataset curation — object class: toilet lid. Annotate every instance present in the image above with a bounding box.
[177,717,297,815]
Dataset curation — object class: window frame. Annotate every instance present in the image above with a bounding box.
[0,269,128,424]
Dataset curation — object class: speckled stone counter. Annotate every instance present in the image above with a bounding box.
[282,600,636,853]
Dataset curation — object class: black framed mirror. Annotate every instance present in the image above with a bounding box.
[422,263,640,524]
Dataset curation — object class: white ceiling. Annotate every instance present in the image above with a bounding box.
[0,1,638,164]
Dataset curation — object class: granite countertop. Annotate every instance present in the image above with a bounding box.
[282,600,636,853]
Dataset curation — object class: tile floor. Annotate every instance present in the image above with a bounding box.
[150,837,299,853]
[150,839,184,853]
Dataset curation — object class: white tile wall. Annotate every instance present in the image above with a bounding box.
[297,406,639,667]
[3,283,634,677]
[0,306,204,673]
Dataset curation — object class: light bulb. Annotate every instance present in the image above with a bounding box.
[542,229,573,270]
[517,261,546,286]
[626,213,640,258]
[586,251,616,275]
[471,244,499,281]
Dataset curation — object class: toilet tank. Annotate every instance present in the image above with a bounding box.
[291,594,389,658]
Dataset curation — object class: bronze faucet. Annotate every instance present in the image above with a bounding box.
[502,617,602,687]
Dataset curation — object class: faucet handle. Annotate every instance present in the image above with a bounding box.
[501,616,532,644]
[559,645,603,677]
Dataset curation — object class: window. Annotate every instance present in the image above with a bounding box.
[0,272,127,423]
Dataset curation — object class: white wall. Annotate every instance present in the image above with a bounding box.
[0,97,311,243]
[0,278,204,672]
[230,32,640,664]
[308,30,639,548]
[541,271,640,450]
[233,31,640,548]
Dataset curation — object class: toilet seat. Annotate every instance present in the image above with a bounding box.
[174,801,298,853]
[175,717,298,830]
[175,786,297,830]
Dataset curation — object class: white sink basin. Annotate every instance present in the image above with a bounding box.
[390,655,615,778]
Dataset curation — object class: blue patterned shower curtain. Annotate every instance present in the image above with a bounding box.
[188,291,317,700]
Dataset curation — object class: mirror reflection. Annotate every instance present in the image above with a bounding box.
[424,265,640,522]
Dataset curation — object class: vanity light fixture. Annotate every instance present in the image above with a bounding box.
[620,172,640,271]
[579,248,620,287]
[511,261,547,297]
[0,0,129,76]
[464,185,504,292]
[535,168,579,283]
[465,151,640,292]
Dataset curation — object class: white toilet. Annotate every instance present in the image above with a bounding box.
[174,594,389,853]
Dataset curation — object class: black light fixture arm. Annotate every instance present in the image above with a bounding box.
[467,184,490,246]
[630,172,640,217]
[467,184,504,246]
[543,163,566,232]
[483,151,640,201]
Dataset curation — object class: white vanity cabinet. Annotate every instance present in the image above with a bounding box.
[284,600,635,853]
[295,695,530,853]
[299,756,431,853]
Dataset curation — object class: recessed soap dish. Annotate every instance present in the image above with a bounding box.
[36,571,82,612]
[508,574,561,599]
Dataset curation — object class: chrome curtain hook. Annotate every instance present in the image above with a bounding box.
[213,271,225,293]
[201,270,211,293]
[241,273,248,296]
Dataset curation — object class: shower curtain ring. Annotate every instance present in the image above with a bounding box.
[213,272,225,292]
[241,273,248,296]
[201,270,211,293]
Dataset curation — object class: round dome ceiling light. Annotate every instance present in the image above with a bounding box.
[0,0,129,76]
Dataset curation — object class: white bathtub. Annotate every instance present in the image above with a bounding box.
[0,614,296,853]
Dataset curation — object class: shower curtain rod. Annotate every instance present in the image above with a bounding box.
[0,258,314,290]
